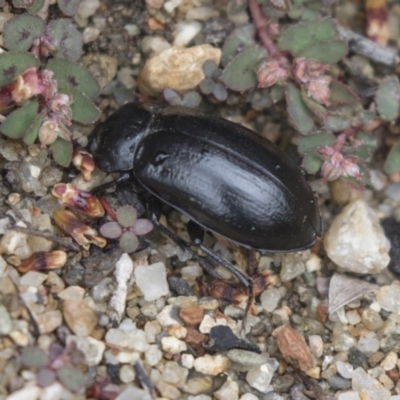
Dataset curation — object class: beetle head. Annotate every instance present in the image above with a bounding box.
[88,103,155,173]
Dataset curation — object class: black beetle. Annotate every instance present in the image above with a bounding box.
[88,103,321,253]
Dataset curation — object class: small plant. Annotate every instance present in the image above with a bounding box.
[199,60,228,101]
[0,0,100,166]
[100,205,154,253]
[163,87,201,108]
[210,0,400,183]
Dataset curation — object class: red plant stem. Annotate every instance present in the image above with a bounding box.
[333,127,361,151]
[248,0,280,58]
[98,197,118,221]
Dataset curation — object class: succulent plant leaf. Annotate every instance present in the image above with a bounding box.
[3,14,45,52]
[385,142,400,174]
[46,19,83,62]
[300,39,347,64]
[23,109,46,145]
[278,19,337,56]
[329,80,359,105]
[119,231,139,253]
[46,58,100,99]
[61,87,100,124]
[301,152,323,174]
[301,87,328,120]
[298,133,335,154]
[0,99,39,139]
[0,52,40,87]
[57,0,81,16]
[116,205,137,228]
[50,137,73,167]
[13,0,45,14]
[286,83,315,135]
[220,46,267,92]
[376,75,400,121]
[221,24,255,67]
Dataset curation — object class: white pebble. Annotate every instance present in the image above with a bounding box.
[145,345,163,366]
[161,336,187,354]
[135,262,169,301]
[324,199,390,274]
[194,354,231,375]
[173,21,201,47]
[308,335,324,358]
[246,363,274,393]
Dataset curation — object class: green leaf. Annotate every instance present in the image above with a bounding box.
[12,0,45,14]
[286,83,315,135]
[57,0,81,16]
[270,84,285,103]
[323,114,352,132]
[384,142,400,174]
[221,24,255,67]
[220,47,267,92]
[3,14,45,52]
[298,133,335,154]
[301,152,323,174]
[278,19,337,55]
[46,58,100,99]
[50,137,73,167]
[46,19,83,62]
[301,87,328,120]
[376,76,400,121]
[57,366,88,392]
[61,87,100,124]
[1,100,39,139]
[0,52,40,87]
[300,39,347,64]
[116,205,137,228]
[24,110,46,145]
[329,80,359,105]
[21,346,49,368]
[119,231,139,253]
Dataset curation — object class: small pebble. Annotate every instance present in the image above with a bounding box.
[63,300,98,337]
[66,335,105,366]
[194,354,231,375]
[357,331,380,356]
[308,335,324,358]
[246,363,274,393]
[161,336,187,354]
[260,287,282,313]
[351,367,391,399]
[119,364,135,383]
[336,361,354,379]
[173,21,202,47]
[135,262,169,301]
[324,199,390,274]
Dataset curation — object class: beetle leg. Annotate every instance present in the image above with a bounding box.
[91,172,131,194]
[147,197,222,280]
[186,220,254,325]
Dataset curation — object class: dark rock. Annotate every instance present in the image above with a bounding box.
[327,375,351,390]
[349,346,369,370]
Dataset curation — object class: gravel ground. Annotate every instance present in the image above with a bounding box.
[1,0,400,399]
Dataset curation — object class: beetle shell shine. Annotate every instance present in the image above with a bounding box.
[89,103,321,252]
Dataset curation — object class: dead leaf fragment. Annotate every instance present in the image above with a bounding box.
[272,324,314,371]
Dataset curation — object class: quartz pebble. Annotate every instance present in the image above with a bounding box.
[357,331,380,356]
[66,335,105,366]
[308,335,324,358]
[63,300,98,337]
[0,304,12,335]
[194,354,231,375]
[109,253,134,322]
[376,283,400,314]
[37,310,62,334]
[161,336,187,354]
[214,379,239,400]
[116,386,152,400]
[280,254,305,282]
[338,392,361,400]
[246,363,274,393]
[135,262,169,301]
[173,21,202,47]
[138,44,221,96]
[324,199,390,274]
[351,367,391,399]
[260,287,282,312]
[145,344,163,366]
[336,361,354,379]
